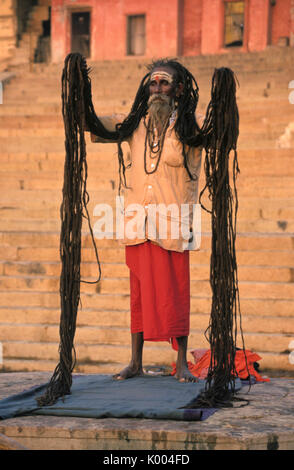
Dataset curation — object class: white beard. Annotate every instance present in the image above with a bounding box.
[147,94,173,130]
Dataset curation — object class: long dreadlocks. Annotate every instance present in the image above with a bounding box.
[37,53,248,408]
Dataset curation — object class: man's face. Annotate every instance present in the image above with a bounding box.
[149,66,176,99]
[147,65,181,128]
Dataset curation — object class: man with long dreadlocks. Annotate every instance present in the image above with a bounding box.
[37,53,244,407]
[88,59,203,383]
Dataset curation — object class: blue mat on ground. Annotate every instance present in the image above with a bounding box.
[0,374,242,422]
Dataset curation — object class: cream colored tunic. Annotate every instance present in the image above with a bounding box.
[91,112,202,253]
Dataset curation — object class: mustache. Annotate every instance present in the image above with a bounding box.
[148,94,171,105]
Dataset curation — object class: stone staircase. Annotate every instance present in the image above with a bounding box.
[8,0,51,68]
[0,48,294,375]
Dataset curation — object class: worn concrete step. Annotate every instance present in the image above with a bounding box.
[1,260,292,282]
[0,174,117,191]
[0,137,288,153]
[0,275,294,300]
[0,104,60,116]
[0,203,293,232]
[1,150,294,177]
[3,216,294,233]
[0,104,292,129]
[2,72,290,97]
[1,351,291,374]
[0,130,287,148]
[0,119,288,137]
[0,207,292,227]
[1,171,293,197]
[1,197,294,225]
[1,244,294,266]
[0,231,293,251]
[2,146,294,161]
[0,186,287,207]
[0,323,292,355]
[0,307,292,334]
[0,185,293,210]
[0,358,122,374]
[0,261,127,279]
[0,291,293,316]
[1,339,291,371]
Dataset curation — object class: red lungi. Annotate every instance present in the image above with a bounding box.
[125,241,190,350]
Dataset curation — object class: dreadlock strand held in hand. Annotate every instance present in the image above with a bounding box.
[194,68,248,408]
[37,54,248,408]
[37,53,102,406]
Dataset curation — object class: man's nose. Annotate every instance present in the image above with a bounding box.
[153,82,161,93]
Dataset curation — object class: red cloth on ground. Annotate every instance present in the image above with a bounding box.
[126,240,190,350]
[171,349,270,382]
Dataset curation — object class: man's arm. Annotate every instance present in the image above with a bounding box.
[86,114,126,143]
[196,112,205,130]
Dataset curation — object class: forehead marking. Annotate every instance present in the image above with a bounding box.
[150,71,173,84]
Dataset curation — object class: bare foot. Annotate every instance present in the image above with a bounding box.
[175,364,199,383]
[113,364,144,380]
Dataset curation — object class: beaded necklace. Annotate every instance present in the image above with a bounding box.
[143,115,171,174]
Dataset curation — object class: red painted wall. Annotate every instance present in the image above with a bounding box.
[181,0,202,56]
[52,0,180,62]
[51,0,293,63]
[247,0,270,51]
[201,0,224,55]
[271,0,291,45]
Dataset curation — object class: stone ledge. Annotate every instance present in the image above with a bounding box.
[0,372,293,450]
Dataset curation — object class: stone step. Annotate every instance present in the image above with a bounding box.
[0,291,293,316]
[1,338,291,371]
[0,274,294,300]
[0,261,127,280]
[0,358,122,374]
[0,321,292,354]
[0,201,293,225]
[0,102,291,128]
[1,275,293,300]
[3,67,291,92]
[1,352,291,374]
[7,58,293,78]
[0,173,293,199]
[3,83,292,104]
[0,231,293,251]
[1,191,294,217]
[2,147,294,161]
[0,307,292,334]
[1,149,294,177]
[0,122,288,139]
[1,243,294,266]
[0,104,60,116]
[1,260,293,282]
[1,214,294,233]
[0,137,286,153]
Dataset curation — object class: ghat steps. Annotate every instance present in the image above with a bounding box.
[0,49,294,374]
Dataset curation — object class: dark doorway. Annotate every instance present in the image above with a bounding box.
[71,12,90,57]
[34,7,51,63]
[127,15,146,55]
[224,1,245,48]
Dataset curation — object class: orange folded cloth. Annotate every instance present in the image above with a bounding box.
[171,349,270,382]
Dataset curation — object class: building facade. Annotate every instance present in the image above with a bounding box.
[51,0,294,63]
[1,0,294,68]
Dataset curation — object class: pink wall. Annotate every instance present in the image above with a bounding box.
[271,0,291,45]
[201,0,224,55]
[52,0,180,63]
[247,0,271,51]
[181,0,202,56]
[51,0,293,63]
